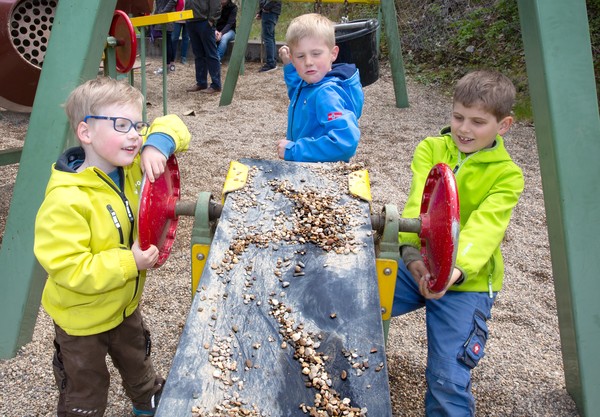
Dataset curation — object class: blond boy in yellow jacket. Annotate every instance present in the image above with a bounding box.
[34,77,190,417]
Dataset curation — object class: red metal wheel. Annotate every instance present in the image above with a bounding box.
[419,163,460,293]
[109,9,137,73]
[138,155,181,268]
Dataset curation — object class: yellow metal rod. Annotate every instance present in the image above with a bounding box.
[130,10,194,27]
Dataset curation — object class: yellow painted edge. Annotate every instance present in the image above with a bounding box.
[221,161,249,203]
[377,258,398,320]
[348,169,372,202]
[191,244,210,297]
[130,10,194,27]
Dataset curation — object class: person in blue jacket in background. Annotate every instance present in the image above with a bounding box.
[277,13,363,162]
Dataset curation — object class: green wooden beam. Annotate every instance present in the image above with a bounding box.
[220,0,260,106]
[0,148,22,166]
[0,0,118,359]
[517,1,600,415]
[380,0,408,108]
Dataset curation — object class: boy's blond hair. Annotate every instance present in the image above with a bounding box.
[285,13,336,50]
[64,77,144,133]
[453,70,516,121]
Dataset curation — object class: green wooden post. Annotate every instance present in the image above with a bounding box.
[161,24,168,115]
[380,0,408,108]
[140,26,148,121]
[0,148,22,166]
[0,0,118,359]
[219,0,260,106]
[517,1,600,415]
[104,37,118,78]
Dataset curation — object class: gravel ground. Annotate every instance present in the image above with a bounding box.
[0,58,580,416]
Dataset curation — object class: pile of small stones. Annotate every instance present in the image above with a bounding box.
[197,162,375,416]
[268,179,365,254]
[268,296,369,416]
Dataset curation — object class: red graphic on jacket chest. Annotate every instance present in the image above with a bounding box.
[327,111,342,121]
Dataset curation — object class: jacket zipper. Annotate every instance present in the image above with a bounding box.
[106,204,124,244]
[453,150,479,174]
[96,171,140,308]
[289,83,305,140]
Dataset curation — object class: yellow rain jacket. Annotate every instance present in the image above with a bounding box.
[34,115,190,336]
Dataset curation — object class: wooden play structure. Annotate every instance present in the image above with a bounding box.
[0,0,598,415]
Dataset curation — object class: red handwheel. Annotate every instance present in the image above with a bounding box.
[109,10,137,73]
[138,155,181,268]
[419,163,460,293]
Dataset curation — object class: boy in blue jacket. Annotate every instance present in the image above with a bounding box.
[393,70,524,416]
[277,13,364,162]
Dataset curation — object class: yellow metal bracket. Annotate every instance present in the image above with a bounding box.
[190,192,217,298]
[348,169,372,202]
[376,258,398,321]
[191,243,211,295]
[376,204,400,344]
[222,160,249,203]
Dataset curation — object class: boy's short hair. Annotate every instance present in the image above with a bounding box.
[285,13,336,50]
[453,70,516,121]
[64,77,144,133]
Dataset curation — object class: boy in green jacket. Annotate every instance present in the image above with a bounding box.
[34,77,191,417]
[392,70,524,416]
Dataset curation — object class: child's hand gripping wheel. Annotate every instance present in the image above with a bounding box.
[138,155,181,268]
[419,163,460,293]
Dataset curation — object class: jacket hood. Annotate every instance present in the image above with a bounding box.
[320,63,363,118]
[329,63,357,80]
[46,147,117,195]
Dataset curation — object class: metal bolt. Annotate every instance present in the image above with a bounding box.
[383,267,392,275]
[197,253,205,261]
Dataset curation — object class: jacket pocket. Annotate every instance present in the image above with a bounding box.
[457,309,489,369]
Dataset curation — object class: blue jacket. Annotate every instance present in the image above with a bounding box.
[283,62,364,162]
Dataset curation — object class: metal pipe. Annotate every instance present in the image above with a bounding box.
[371,212,421,235]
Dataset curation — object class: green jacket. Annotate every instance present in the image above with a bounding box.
[34,115,190,336]
[399,127,524,293]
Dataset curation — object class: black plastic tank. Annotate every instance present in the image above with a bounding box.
[334,19,380,87]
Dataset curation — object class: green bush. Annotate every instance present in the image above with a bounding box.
[393,0,598,120]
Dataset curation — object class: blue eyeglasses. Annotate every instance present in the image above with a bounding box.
[83,115,149,136]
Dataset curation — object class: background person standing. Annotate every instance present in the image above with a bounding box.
[153,0,178,74]
[256,0,281,72]
[172,0,190,64]
[185,0,222,93]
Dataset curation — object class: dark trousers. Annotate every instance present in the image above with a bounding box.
[187,19,222,89]
[166,30,175,64]
[52,309,160,417]
[261,11,279,67]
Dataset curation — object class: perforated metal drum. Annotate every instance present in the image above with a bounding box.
[0,0,56,111]
[8,0,56,68]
